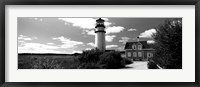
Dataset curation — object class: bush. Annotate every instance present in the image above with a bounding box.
[124,58,133,65]
[152,19,182,69]
[18,56,35,69]
[60,57,80,69]
[76,48,104,69]
[78,63,103,69]
[76,49,126,69]
[78,48,103,63]
[31,57,63,69]
[147,60,159,69]
[99,51,125,69]
[18,49,127,69]
[18,61,32,69]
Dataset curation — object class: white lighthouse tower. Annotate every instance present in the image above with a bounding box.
[95,18,106,51]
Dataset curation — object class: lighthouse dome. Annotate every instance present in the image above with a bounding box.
[95,18,105,28]
[96,18,105,22]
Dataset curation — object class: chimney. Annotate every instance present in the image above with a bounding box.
[137,36,140,42]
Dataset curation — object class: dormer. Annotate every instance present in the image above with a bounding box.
[137,42,143,50]
[132,44,137,50]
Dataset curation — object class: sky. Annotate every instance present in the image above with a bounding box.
[18,17,174,54]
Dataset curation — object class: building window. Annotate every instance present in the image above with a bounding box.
[138,52,142,57]
[138,45,142,50]
[147,52,153,58]
[133,52,137,57]
[147,53,151,58]
[127,52,131,57]
[132,44,137,50]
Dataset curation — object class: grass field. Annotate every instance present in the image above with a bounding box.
[18,54,80,69]
[18,50,132,69]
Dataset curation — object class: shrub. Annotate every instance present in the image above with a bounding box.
[18,55,81,69]
[18,55,34,69]
[78,48,103,63]
[18,61,32,69]
[99,51,125,69]
[152,19,182,69]
[31,57,63,69]
[18,49,128,69]
[59,57,80,69]
[76,49,126,69]
[147,60,159,69]
[75,48,104,69]
[78,63,103,69]
[124,58,133,65]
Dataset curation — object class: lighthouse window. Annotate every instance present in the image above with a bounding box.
[97,23,104,25]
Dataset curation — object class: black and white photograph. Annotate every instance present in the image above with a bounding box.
[18,17,182,69]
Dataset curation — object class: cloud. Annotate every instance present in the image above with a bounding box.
[58,18,96,29]
[53,36,83,48]
[58,18,112,29]
[58,18,112,36]
[87,30,95,35]
[18,41,25,43]
[105,35,116,42]
[139,29,156,38]
[106,45,118,49]
[22,43,59,49]
[72,50,82,54]
[18,35,37,41]
[119,37,130,44]
[58,18,124,36]
[106,26,125,34]
[115,46,125,51]
[85,48,92,50]
[18,41,84,54]
[128,28,137,31]
[88,26,124,35]
[18,43,61,53]
[17,35,65,53]
[47,43,54,45]
[87,42,95,47]
[147,40,155,44]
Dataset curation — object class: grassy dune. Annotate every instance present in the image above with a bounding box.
[18,50,132,69]
[18,54,79,69]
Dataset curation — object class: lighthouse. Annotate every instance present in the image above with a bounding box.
[95,18,106,51]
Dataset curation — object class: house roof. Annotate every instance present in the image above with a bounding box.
[124,41,153,49]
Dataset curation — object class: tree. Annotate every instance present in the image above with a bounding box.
[152,19,182,69]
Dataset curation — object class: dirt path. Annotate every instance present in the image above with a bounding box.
[123,61,148,69]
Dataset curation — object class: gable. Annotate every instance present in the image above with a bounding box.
[124,41,153,49]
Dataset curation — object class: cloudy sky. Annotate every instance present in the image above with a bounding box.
[18,17,173,54]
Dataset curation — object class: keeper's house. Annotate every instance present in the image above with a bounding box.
[124,41,154,61]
